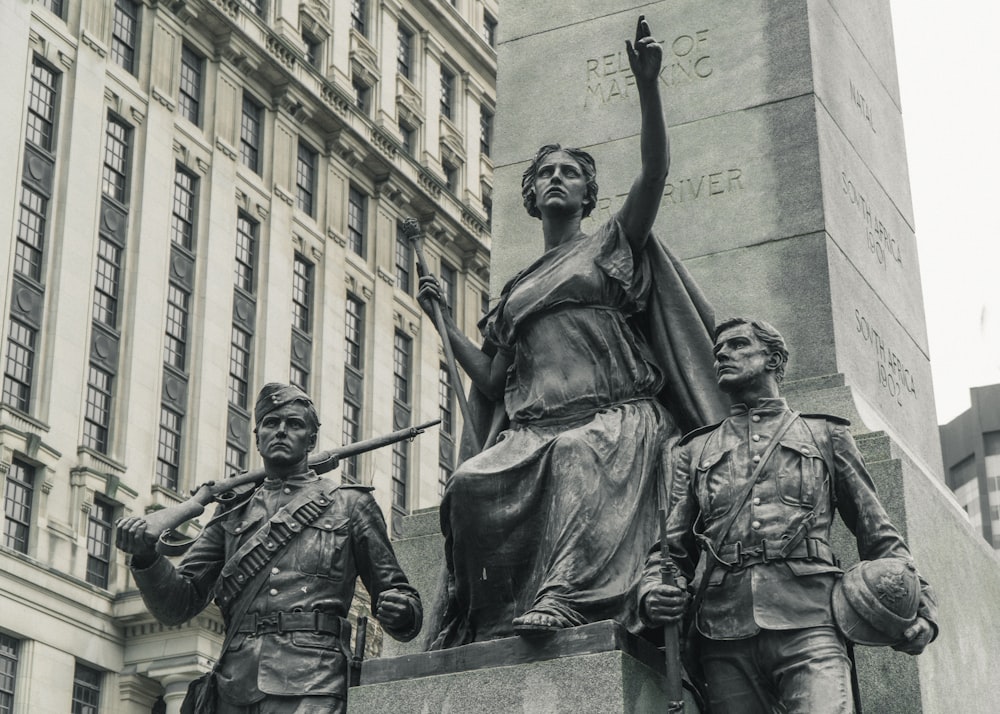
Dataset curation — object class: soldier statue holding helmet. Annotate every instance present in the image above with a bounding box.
[641,317,938,713]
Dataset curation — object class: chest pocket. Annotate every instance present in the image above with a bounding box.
[695,448,737,520]
[775,440,826,508]
[221,514,265,561]
[292,516,350,579]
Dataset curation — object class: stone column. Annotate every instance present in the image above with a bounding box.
[490,1,1000,712]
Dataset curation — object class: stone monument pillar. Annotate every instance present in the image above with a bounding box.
[483,1,999,712]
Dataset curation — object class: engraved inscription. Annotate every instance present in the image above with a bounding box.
[590,167,745,221]
[849,80,876,134]
[840,171,901,269]
[854,309,916,406]
[584,30,713,107]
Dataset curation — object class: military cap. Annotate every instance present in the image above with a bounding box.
[832,558,920,646]
[254,383,318,426]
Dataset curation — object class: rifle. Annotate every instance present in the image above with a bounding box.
[659,508,686,713]
[146,419,440,554]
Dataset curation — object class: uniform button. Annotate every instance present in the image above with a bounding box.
[752,454,761,463]
[751,415,761,423]
[802,447,811,455]
[752,497,761,506]
[269,588,278,596]
[271,567,280,575]
[283,487,291,494]
[751,520,761,530]
[752,434,761,442]
[236,574,246,582]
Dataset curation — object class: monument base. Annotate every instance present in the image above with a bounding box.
[348,621,687,714]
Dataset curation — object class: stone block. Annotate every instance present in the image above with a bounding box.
[350,621,675,714]
[825,0,902,108]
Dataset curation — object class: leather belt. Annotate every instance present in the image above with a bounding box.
[236,610,347,637]
[716,537,837,570]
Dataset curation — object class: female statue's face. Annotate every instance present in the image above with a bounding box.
[533,150,588,217]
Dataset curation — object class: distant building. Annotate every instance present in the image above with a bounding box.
[0,0,496,711]
[939,383,1000,551]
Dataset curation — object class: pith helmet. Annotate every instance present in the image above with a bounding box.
[832,558,920,646]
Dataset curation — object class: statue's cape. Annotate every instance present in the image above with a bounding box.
[458,234,728,463]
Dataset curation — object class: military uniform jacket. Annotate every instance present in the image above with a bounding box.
[642,398,938,641]
[132,472,421,705]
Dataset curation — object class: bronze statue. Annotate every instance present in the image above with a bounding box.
[418,16,726,647]
[641,318,938,713]
[115,383,422,713]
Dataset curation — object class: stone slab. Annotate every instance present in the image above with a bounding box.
[495,0,813,168]
[349,622,674,714]
[816,101,928,350]
[825,0,902,108]
[493,94,825,291]
[808,0,914,225]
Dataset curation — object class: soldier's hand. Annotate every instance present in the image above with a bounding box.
[893,616,934,655]
[375,589,414,631]
[642,583,689,625]
[114,516,159,567]
[417,274,445,318]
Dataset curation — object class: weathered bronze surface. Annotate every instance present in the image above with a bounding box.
[418,18,726,648]
[115,383,423,713]
[641,319,938,712]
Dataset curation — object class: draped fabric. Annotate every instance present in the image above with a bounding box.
[434,217,726,648]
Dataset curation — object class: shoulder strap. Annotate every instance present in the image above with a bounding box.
[689,411,800,615]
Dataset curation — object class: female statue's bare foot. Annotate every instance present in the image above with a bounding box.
[512,610,569,635]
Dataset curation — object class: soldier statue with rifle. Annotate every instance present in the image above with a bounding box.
[116,383,426,714]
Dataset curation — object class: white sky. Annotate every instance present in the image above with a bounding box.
[891,2,1000,423]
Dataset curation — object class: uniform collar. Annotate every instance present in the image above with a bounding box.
[262,469,318,488]
[729,397,788,416]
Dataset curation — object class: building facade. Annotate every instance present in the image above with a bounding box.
[0,0,496,711]
[940,383,1000,552]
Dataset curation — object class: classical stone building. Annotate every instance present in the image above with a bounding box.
[0,0,495,711]
[940,383,1000,552]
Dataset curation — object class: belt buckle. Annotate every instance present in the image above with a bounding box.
[259,614,278,634]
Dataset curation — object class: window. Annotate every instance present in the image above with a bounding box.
[350,0,366,35]
[292,255,313,333]
[239,0,264,17]
[3,459,35,553]
[397,24,414,80]
[394,224,413,294]
[2,319,37,412]
[344,294,364,371]
[178,45,202,125]
[225,444,246,475]
[391,440,408,510]
[170,166,197,250]
[440,67,455,120]
[393,331,411,405]
[92,237,122,329]
[26,59,59,151]
[483,191,493,229]
[296,141,317,216]
[352,79,370,115]
[101,117,131,203]
[14,185,47,281]
[83,365,113,453]
[481,290,491,319]
[234,214,257,293]
[86,498,114,588]
[480,105,493,158]
[341,401,361,483]
[0,635,19,714]
[40,0,64,17]
[347,186,366,257]
[240,96,262,173]
[399,121,414,157]
[111,0,139,75]
[72,663,102,714]
[228,326,251,409]
[156,406,182,491]
[484,13,497,48]
[289,364,308,392]
[303,33,321,68]
[163,284,189,370]
[440,262,457,313]
[438,364,454,438]
[443,160,459,193]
